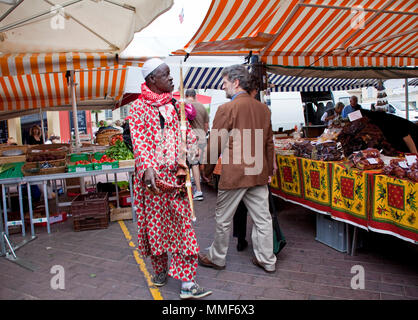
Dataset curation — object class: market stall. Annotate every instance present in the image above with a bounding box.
[272,129,418,244]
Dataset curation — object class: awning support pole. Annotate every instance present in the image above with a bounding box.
[405,78,409,120]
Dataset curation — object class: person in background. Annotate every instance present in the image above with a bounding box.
[199,65,277,273]
[361,109,418,154]
[6,137,17,145]
[342,95,362,118]
[28,125,43,145]
[303,102,315,126]
[321,102,344,126]
[45,134,60,144]
[315,102,326,124]
[185,88,209,201]
[113,120,124,133]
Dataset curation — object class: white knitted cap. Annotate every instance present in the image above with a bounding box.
[141,58,165,79]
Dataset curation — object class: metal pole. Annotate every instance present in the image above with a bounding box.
[0,196,6,256]
[40,107,46,144]
[70,70,81,147]
[405,78,409,120]
[18,183,26,237]
[43,182,51,234]
[128,172,135,222]
[2,184,9,236]
[27,183,35,237]
[114,173,120,208]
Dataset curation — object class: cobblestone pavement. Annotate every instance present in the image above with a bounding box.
[1,183,417,300]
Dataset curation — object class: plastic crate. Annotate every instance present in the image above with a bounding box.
[315,213,347,253]
[92,152,119,170]
[66,153,94,173]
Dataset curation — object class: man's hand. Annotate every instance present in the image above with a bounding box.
[144,167,160,195]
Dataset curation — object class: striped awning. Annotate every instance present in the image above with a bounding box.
[175,0,418,73]
[183,66,379,92]
[0,52,144,77]
[409,78,418,86]
[0,67,127,113]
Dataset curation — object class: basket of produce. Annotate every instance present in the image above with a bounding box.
[105,140,134,163]
[109,133,124,146]
[22,159,66,176]
[0,145,28,164]
[26,144,69,162]
[95,129,121,146]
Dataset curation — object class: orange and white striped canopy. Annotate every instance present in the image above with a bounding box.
[176,0,418,71]
[0,52,144,77]
[0,67,128,113]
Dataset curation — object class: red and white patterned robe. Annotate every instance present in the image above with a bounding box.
[129,84,199,281]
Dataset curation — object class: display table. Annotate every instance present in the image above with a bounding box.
[271,155,418,244]
[0,167,135,238]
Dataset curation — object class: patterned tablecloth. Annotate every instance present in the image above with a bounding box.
[271,155,418,243]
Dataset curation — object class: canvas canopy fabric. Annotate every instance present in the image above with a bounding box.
[0,67,127,118]
[0,0,173,54]
[183,66,379,92]
[174,0,418,78]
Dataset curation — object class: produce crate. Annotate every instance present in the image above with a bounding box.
[71,192,109,219]
[71,192,109,231]
[315,213,347,253]
[118,159,135,168]
[92,152,119,170]
[0,145,28,164]
[66,153,94,173]
[73,215,109,232]
[110,207,132,222]
[22,159,66,176]
[26,144,69,162]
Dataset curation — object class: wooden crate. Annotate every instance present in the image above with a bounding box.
[71,193,109,219]
[73,215,109,232]
[0,145,28,164]
[118,159,134,168]
[110,207,132,222]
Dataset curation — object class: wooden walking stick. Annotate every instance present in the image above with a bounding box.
[177,61,196,221]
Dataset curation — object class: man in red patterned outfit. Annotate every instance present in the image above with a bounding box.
[128,58,212,299]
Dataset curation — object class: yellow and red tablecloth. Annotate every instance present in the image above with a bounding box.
[272,155,418,243]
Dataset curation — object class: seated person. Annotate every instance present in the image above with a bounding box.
[361,109,418,154]
[321,102,344,126]
[342,96,362,118]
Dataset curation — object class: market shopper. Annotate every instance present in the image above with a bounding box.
[28,125,43,145]
[198,65,277,273]
[128,58,212,299]
[360,109,418,154]
[342,95,362,118]
[321,102,344,126]
[185,88,209,201]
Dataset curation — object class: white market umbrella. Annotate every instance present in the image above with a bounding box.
[0,0,172,146]
[0,0,173,53]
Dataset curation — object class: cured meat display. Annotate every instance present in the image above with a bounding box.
[350,148,385,170]
[382,157,418,182]
[336,118,397,157]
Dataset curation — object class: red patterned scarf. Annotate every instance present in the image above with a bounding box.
[140,83,172,107]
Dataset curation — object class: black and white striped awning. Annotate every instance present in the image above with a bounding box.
[408,78,418,86]
[183,67,379,92]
